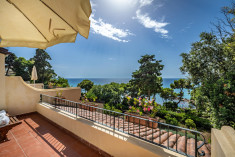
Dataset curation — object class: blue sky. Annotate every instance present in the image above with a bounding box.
[8,0,232,78]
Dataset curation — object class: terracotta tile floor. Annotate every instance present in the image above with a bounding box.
[0,113,103,157]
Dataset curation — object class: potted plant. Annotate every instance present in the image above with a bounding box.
[54,90,66,105]
[125,96,159,128]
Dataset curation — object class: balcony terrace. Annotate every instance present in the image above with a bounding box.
[0,73,233,157]
[38,94,211,157]
[0,113,109,157]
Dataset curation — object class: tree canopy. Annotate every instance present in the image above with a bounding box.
[78,79,94,93]
[170,79,192,105]
[30,49,56,84]
[86,82,125,105]
[50,76,70,88]
[130,54,164,99]
[13,57,34,81]
[5,53,17,76]
[180,4,235,128]
[5,49,68,87]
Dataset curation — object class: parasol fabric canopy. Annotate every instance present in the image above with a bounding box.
[0,0,92,49]
[31,66,38,81]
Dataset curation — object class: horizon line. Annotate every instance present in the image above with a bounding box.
[65,77,187,79]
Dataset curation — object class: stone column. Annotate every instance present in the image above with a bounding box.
[0,53,6,110]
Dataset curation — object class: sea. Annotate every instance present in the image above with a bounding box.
[67,78,191,108]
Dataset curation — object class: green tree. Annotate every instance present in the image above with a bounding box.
[170,79,192,105]
[13,57,34,81]
[160,88,177,103]
[130,54,164,100]
[181,33,235,128]
[31,49,56,84]
[160,87,178,111]
[180,4,235,128]
[180,32,233,85]
[87,82,125,106]
[124,82,139,98]
[77,79,94,93]
[5,53,16,76]
[50,76,70,88]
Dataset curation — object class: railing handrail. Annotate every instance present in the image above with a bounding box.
[40,94,206,157]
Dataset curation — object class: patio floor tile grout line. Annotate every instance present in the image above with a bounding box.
[10,131,28,157]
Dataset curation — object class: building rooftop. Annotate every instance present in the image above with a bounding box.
[0,113,106,157]
[0,48,11,55]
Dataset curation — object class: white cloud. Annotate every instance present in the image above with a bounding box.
[139,0,153,8]
[90,14,133,42]
[90,1,96,7]
[134,10,169,37]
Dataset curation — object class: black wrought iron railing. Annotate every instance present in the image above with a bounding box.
[40,94,206,157]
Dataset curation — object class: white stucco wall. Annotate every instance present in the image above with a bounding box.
[28,83,44,89]
[5,76,81,115]
[212,126,235,157]
[0,53,6,110]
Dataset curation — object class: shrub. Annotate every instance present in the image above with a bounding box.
[185,119,196,129]
[86,92,97,102]
[116,103,129,111]
[88,83,124,105]
[156,108,211,130]
[50,76,70,88]
[165,114,179,126]
[104,103,122,116]
[127,97,157,116]
[156,108,168,118]
[122,97,128,106]
[187,115,211,130]
[163,101,178,111]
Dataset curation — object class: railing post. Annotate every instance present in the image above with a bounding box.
[195,133,198,157]
[86,105,87,118]
[146,119,147,139]
[106,111,107,125]
[102,110,104,125]
[113,113,115,130]
[40,94,42,103]
[176,128,178,151]
[118,114,119,131]
[110,111,111,127]
[76,103,78,118]
[89,106,90,119]
[55,97,57,109]
[128,115,129,134]
[167,125,169,148]
[185,131,187,155]
[81,104,83,117]
[123,114,124,132]
[95,109,96,122]
[152,121,153,142]
[159,124,161,144]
